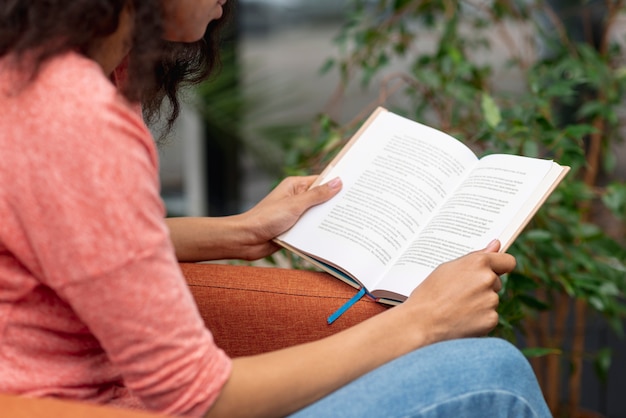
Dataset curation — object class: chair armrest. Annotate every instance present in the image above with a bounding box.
[180,262,387,357]
[0,393,166,418]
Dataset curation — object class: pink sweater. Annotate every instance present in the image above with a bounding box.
[0,52,231,417]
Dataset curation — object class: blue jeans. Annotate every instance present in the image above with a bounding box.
[290,338,551,418]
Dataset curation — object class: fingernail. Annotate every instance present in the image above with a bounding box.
[327,177,342,190]
[487,239,498,247]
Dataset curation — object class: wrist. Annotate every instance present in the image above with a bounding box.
[166,216,255,262]
[366,304,434,357]
[225,212,267,259]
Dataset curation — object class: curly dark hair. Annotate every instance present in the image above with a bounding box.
[0,0,231,130]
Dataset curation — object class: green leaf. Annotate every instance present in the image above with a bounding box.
[522,140,539,158]
[562,124,597,140]
[517,294,550,311]
[599,256,626,273]
[589,296,606,311]
[319,58,336,75]
[481,93,501,128]
[602,182,626,219]
[522,347,562,358]
[577,223,602,239]
[603,146,618,174]
[506,272,539,292]
[594,348,612,383]
[524,229,552,242]
[598,282,620,297]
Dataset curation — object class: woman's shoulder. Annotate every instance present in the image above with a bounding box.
[1,51,141,128]
[2,51,152,149]
[0,51,157,178]
[38,52,141,123]
[0,52,118,107]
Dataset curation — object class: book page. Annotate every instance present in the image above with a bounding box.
[377,154,556,300]
[277,110,479,291]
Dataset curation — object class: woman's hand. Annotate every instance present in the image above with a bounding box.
[396,239,515,345]
[238,175,342,259]
[166,175,341,262]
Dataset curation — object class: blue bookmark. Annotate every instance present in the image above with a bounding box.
[327,287,367,324]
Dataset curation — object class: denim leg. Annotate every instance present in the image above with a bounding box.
[290,338,551,418]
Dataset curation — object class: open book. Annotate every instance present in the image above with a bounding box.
[276,107,569,305]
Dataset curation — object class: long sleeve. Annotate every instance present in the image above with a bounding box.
[0,52,231,417]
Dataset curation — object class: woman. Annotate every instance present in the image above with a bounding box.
[0,1,551,417]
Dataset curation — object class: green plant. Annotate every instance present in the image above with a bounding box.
[270,1,626,416]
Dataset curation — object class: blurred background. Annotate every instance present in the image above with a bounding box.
[158,0,363,217]
[159,0,626,218]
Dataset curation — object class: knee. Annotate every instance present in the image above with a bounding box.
[417,338,540,391]
[404,337,538,389]
[466,338,532,375]
[439,338,550,416]
[466,338,544,398]
[482,338,534,377]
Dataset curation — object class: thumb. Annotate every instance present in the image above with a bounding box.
[481,239,516,275]
[311,177,342,202]
[481,239,501,253]
[296,177,342,210]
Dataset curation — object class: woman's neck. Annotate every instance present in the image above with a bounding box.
[88,6,133,75]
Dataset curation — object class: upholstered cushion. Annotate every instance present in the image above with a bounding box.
[180,263,387,357]
[0,393,166,418]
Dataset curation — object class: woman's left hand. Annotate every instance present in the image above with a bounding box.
[166,175,342,262]
[239,175,342,259]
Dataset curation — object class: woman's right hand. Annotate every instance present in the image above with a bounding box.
[398,239,516,345]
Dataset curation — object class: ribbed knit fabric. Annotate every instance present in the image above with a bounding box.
[0,52,231,417]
